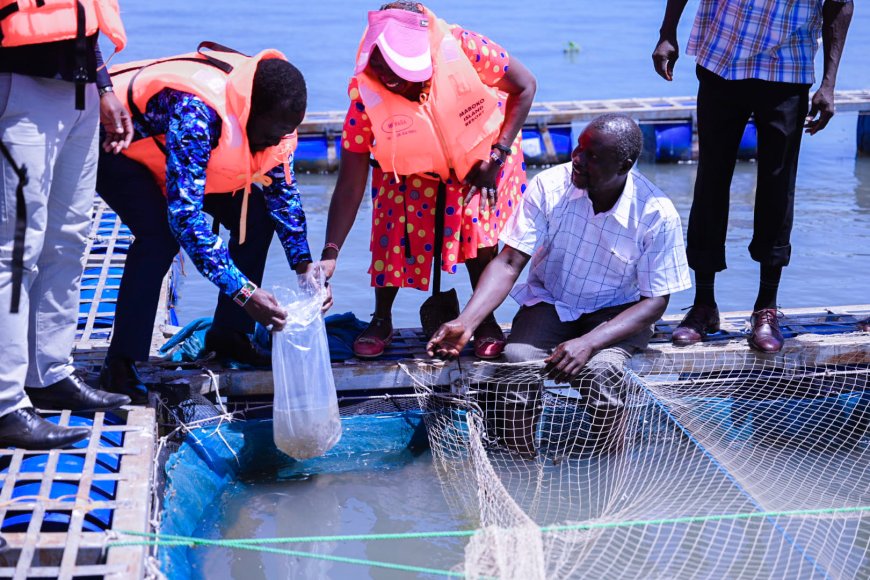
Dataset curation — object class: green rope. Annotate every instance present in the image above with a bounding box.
[109,505,870,576]
[110,531,465,578]
[114,504,870,548]
[541,505,870,533]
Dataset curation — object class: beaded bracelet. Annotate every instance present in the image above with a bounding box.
[233,281,258,307]
[324,242,340,254]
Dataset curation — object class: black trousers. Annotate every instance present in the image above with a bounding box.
[687,65,810,273]
[96,152,275,361]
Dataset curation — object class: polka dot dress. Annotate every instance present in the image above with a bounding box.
[342,26,528,291]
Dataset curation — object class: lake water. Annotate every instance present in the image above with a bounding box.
[111,0,870,328]
[190,450,471,579]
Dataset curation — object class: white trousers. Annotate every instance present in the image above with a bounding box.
[0,73,99,417]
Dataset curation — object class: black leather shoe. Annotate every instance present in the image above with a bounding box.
[0,408,90,450]
[26,374,130,412]
[99,357,149,405]
[205,327,271,367]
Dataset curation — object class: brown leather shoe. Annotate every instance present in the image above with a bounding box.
[858,317,870,332]
[672,304,720,346]
[748,308,784,353]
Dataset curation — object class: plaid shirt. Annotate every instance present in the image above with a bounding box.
[500,164,692,322]
[687,0,853,84]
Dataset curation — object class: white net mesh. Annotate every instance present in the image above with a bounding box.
[400,355,870,579]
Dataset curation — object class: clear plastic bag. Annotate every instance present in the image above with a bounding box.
[271,274,341,459]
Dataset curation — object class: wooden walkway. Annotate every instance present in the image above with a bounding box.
[299,89,870,132]
[109,304,870,399]
[71,199,870,398]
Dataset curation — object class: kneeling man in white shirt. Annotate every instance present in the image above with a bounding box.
[428,113,692,456]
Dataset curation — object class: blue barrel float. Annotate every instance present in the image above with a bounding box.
[858,112,870,155]
[291,118,762,170]
[0,413,124,533]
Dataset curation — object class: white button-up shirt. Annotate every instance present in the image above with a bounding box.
[500,164,692,322]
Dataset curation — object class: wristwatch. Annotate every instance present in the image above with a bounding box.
[491,143,512,156]
[98,85,114,98]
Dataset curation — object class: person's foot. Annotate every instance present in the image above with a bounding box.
[99,357,149,405]
[473,315,506,359]
[858,317,870,332]
[671,304,720,346]
[0,408,90,450]
[748,308,784,353]
[26,374,130,412]
[205,327,271,367]
[353,317,394,359]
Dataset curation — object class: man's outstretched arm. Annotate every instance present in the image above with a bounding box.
[427,245,530,359]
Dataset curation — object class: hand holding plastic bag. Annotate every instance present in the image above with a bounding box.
[271,272,341,459]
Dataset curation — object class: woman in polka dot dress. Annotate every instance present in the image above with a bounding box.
[318,1,536,359]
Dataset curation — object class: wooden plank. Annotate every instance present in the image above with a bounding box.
[131,305,870,397]
[57,413,104,580]
[104,407,156,580]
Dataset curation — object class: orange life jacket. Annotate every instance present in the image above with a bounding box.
[0,0,126,52]
[353,7,504,183]
[110,43,298,243]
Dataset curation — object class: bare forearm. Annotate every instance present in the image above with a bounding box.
[323,152,369,252]
[494,58,536,151]
[658,0,689,37]
[458,247,528,330]
[582,296,668,352]
[820,0,853,89]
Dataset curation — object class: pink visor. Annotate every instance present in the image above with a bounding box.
[355,9,433,83]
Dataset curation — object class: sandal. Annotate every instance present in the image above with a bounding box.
[353,317,394,359]
[473,315,506,359]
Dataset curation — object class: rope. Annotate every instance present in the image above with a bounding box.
[112,503,870,548]
[109,530,466,578]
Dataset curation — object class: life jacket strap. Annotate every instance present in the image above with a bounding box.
[115,42,246,157]
[73,0,88,110]
[0,139,28,314]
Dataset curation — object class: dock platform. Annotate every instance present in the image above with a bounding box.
[294,90,870,169]
[71,199,870,399]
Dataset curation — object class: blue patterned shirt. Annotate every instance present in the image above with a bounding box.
[132,89,311,298]
[687,0,852,84]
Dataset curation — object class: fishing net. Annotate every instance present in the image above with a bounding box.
[399,355,870,579]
